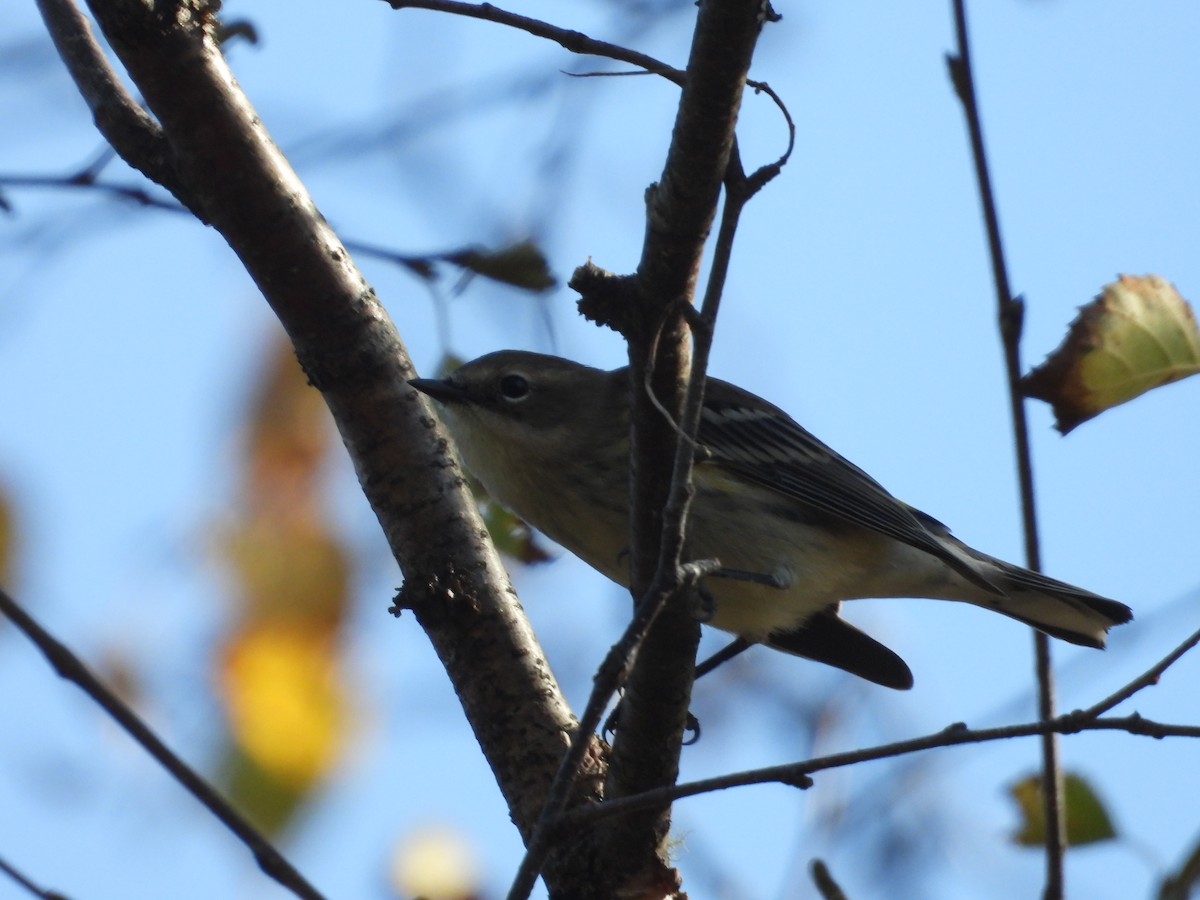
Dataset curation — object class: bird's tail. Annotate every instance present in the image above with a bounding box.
[961,551,1132,648]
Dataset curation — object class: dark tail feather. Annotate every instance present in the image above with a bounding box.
[976,559,1134,649]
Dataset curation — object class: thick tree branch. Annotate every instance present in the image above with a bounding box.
[511,1,776,893]
[47,0,601,892]
[597,0,767,893]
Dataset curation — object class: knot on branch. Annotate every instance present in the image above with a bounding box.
[392,562,477,625]
[570,261,637,338]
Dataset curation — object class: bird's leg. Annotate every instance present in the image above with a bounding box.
[603,636,755,743]
[695,636,753,678]
[707,565,794,589]
[604,564,775,743]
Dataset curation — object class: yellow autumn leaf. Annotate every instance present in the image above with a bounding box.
[220,624,348,790]
[1023,275,1200,433]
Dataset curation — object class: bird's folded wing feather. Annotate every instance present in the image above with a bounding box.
[698,379,1002,595]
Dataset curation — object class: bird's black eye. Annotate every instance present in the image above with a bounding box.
[499,373,530,401]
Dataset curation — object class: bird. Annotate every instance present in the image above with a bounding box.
[410,350,1132,689]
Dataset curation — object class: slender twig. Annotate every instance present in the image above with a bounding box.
[1076,624,1200,719]
[0,172,186,213]
[34,0,199,214]
[597,0,767,882]
[563,711,1200,829]
[947,2,1065,895]
[506,36,784,900]
[386,0,683,84]
[0,588,325,900]
[561,620,1200,828]
[0,852,70,900]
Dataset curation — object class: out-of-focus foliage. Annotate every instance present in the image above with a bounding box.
[212,334,352,834]
[390,825,483,900]
[1009,773,1117,848]
[445,239,557,293]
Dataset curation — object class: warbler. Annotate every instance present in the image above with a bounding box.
[410,350,1131,689]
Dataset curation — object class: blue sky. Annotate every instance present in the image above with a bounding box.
[2,1,1199,898]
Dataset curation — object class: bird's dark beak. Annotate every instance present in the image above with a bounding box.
[410,376,465,404]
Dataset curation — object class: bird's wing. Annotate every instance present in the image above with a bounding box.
[697,378,1002,595]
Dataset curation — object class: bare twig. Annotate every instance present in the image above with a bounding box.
[1076,624,1200,719]
[565,711,1200,829]
[947,2,1066,894]
[0,588,325,900]
[596,0,767,891]
[563,619,1200,829]
[34,0,199,215]
[0,851,70,900]
[386,0,683,83]
[0,171,187,213]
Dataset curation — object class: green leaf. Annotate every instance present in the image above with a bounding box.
[1010,773,1118,848]
[1022,274,1200,433]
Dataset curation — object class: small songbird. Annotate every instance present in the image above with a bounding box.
[411,351,1132,689]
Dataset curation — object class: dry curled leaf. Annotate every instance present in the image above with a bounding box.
[1022,275,1200,433]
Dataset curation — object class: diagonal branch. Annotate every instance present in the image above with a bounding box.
[0,587,324,900]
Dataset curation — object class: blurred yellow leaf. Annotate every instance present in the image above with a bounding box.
[220,624,348,791]
[1023,275,1200,433]
[1010,773,1118,847]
